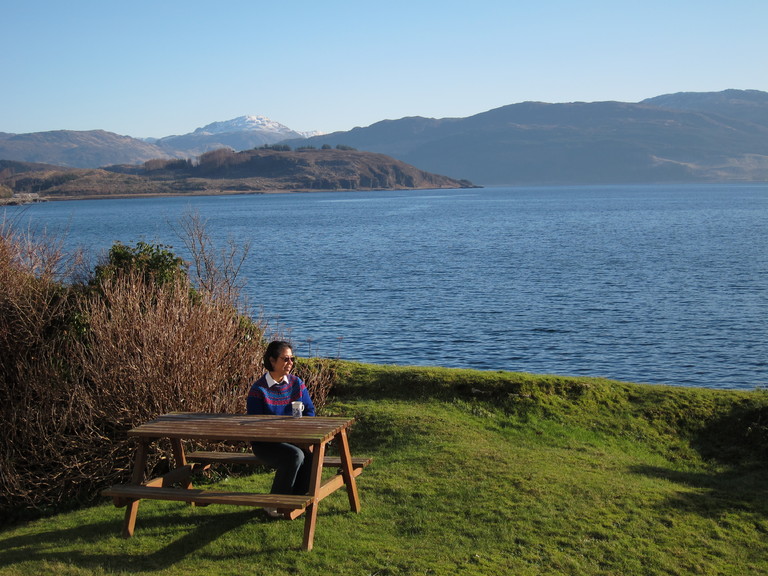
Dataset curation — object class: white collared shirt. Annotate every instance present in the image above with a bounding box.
[265,373,288,388]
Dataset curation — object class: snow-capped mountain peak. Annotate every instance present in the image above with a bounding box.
[152,115,325,155]
[192,115,299,136]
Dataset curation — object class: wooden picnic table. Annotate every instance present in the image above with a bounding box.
[102,412,367,551]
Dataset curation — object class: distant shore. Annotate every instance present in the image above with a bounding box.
[2,185,477,204]
[0,193,45,206]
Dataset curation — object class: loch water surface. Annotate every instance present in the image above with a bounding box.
[5,184,767,390]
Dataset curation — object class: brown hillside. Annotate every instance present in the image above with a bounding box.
[2,148,474,199]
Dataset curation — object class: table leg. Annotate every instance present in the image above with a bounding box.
[336,429,361,512]
[302,441,326,551]
[122,438,149,538]
[169,438,193,490]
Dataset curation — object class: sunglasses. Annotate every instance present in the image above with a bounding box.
[280,356,296,363]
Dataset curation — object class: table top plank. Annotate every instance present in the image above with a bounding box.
[126,413,354,443]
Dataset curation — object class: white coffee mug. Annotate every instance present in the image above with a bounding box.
[291,401,305,418]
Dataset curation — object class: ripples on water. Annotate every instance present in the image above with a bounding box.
[5,184,767,390]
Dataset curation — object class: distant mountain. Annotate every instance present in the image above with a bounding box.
[152,115,310,156]
[0,130,172,168]
[192,115,299,136]
[1,91,767,184]
[284,89,768,184]
[0,116,315,169]
[641,89,768,123]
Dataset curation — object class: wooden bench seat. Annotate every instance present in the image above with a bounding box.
[102,484,312,510]
[187,451,373,475]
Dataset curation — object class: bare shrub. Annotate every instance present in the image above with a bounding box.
[0,221,84,517]
[72,272,264,418]
[1,269,267,517]
[293,357,342,414]
[173,209,251,303]
[0,214,339,521]
[0,218,266,518]
[65,271,267,486]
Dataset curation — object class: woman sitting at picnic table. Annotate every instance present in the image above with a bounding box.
[247,340,316,517]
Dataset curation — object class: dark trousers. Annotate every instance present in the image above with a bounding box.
[251,441,312,495]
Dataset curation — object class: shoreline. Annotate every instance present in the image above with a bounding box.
[3,184,478,204]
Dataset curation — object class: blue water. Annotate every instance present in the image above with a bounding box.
[4,184,767,390]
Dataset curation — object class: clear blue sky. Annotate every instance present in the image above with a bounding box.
[2,0,766,139]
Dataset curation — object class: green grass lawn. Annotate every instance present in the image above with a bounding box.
[2,365,768,575]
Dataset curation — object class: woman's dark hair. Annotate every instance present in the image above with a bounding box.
[263,340,293,371]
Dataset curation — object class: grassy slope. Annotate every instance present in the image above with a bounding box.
[1,363,767,575]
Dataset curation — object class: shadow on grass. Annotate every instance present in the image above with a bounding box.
[631,400,768,520]
[0,507,287,573]
[630,464,768,520]
[693,402,768,466]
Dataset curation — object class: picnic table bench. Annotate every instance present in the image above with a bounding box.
[102,412,369,550]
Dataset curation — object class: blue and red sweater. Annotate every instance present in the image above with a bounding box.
[246,373,316,416]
